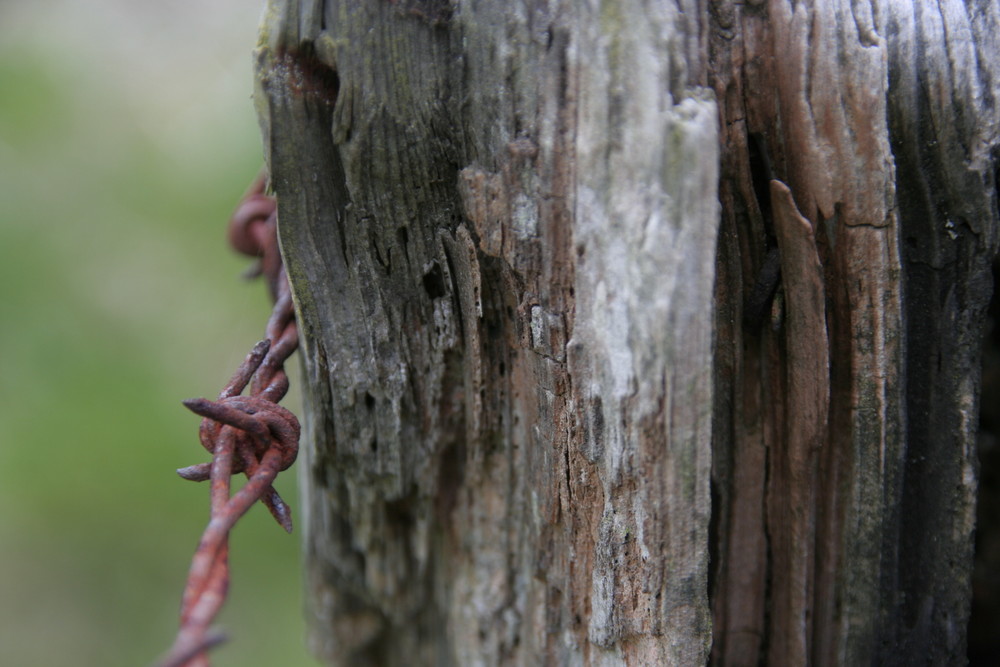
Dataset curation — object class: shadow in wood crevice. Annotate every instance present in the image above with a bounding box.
[970,257,1000,666]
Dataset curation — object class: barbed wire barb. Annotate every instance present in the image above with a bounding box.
[155,172,298,667]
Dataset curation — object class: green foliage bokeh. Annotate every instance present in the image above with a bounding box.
[0,3,317,665]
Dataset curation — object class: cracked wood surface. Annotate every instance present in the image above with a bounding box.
[256,1,715,665]
[252,0,999,665]
[710,1,999,665]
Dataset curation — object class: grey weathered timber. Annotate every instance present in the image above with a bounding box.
[255,1,716,665]
[251,0,1000,665]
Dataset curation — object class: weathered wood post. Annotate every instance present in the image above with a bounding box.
[253,1,1000,664]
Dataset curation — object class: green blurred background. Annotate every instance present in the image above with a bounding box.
[0,2,318,665]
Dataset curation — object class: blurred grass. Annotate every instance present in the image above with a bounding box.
[0,2,317,666]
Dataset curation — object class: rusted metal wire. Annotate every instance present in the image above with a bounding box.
[156,172,299,667]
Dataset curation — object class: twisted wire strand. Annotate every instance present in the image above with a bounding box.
[156,173,299,667]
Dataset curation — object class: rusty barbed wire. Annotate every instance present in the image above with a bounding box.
[156,172,299,667]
